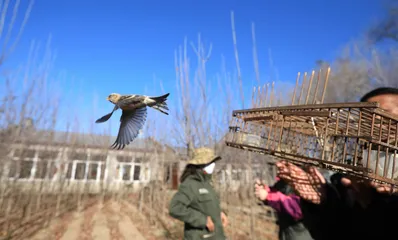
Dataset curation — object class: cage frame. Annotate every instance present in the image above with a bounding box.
[225,68,398,185]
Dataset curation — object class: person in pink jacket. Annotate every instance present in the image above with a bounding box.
[255,177,314,240]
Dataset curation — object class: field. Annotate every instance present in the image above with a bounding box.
[0,184,279,240]
[123,189,279,240]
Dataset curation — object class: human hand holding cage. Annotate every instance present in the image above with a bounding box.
[226,68,398,186]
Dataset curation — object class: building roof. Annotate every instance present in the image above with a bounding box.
[1,124,172,153]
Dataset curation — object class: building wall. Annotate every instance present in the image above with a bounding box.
[0,143,175,193]
[214,163,276,191]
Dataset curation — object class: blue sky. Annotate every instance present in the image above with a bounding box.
[3,0,386,139]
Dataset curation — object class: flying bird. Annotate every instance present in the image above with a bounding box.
[95,93,170,150]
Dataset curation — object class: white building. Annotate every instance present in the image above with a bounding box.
[0,130,179,193]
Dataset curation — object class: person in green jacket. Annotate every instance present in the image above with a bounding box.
[169,147,228,240]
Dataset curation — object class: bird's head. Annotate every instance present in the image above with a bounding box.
[107,93,121,104]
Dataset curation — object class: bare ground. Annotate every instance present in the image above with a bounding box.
[31,200,146,240]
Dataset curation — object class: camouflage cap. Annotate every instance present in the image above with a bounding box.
[187,147,221,165]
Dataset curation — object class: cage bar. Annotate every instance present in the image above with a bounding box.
[226,69,398,185]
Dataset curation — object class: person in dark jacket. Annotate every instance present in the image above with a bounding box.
[275,87,398,240]
[169,147,228,240]
[255,177,314,240]
[276,161,398,240]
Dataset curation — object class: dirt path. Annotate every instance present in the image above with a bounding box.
[31,217,62,240]
[116,202,147,240]
[30,201,146,240]
[60,212,85,240]
[91,207,110,240]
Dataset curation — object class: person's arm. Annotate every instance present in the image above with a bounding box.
[265,190,302,221]
[169,183,207,228]
[299,173,356,240]
[300,172,356,213]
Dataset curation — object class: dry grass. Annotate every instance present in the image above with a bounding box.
[0,2,398,240]
[0,1,114,239]
[123,187,278,240]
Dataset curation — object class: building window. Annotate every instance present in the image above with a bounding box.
[117,162,143,181]
[35,161,49,179]
[66,163,73,179]
[34,161,57,180]
[19,160,33,179]
[133,165,141,181]
[122,165,132,181]
[8,161,18,178]
[88,163,98,180]
[75,162,86,180]
[48,162,57,179]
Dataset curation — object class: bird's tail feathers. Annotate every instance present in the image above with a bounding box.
[150,93,169,103]
[149,93,169,115]
[156,101,169,110]
[151,105,169,115]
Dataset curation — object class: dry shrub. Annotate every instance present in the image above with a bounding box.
[0,1,111,239]
[126,11,283,240]
[3,2,398,240]
[129,5,398,239]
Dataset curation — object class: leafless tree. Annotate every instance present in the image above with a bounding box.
[0,0,34,67]
[368,0,398,44]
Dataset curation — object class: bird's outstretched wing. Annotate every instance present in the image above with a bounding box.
[95,106,119,123]
[111,107,148,150]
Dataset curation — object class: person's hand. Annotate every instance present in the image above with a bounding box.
[221,212,228,227]
[339,176,397,207]
[342,177,397,194]
[370,181,398,194]
[206,216,215,232]
[254,179,269,201]
[276,160,398,206]
[276,161,326,204]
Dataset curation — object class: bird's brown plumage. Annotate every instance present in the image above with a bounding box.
[96,93,169,150]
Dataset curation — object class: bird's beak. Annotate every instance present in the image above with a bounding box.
[106,97,109,101]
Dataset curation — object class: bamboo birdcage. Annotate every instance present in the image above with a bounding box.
[225,68,398,185]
